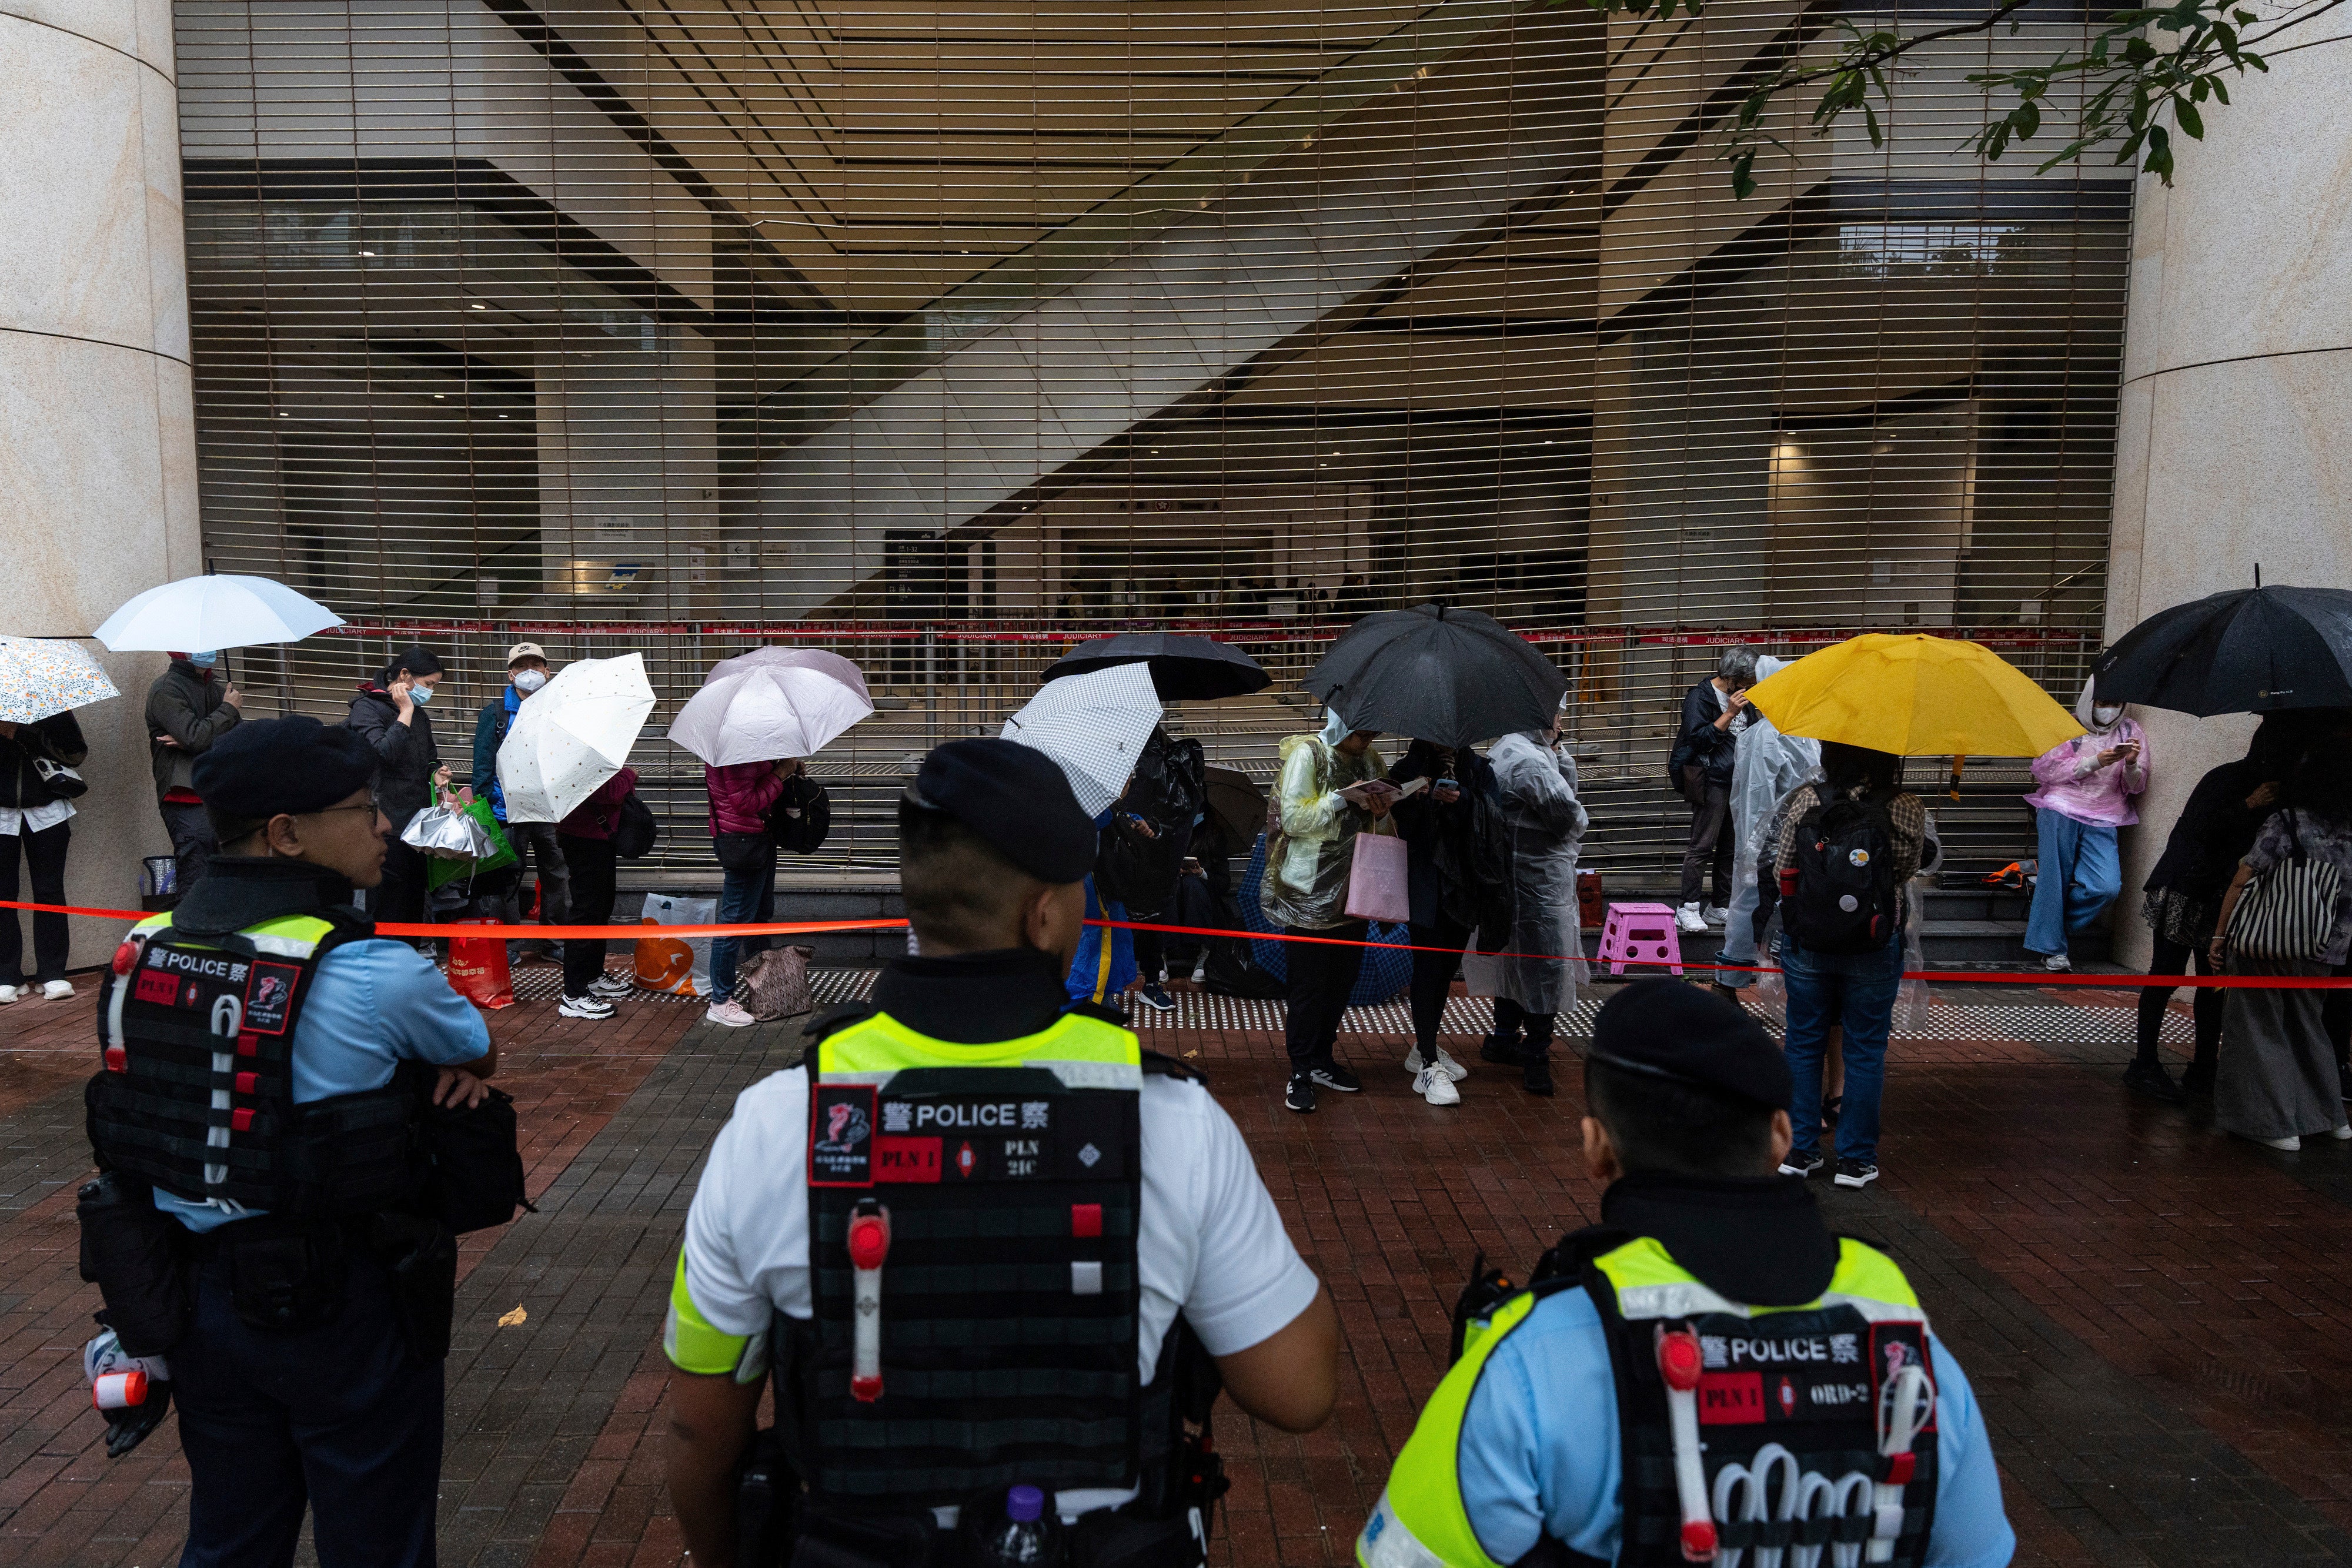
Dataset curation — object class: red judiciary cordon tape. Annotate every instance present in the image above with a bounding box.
[3,898,2347,989]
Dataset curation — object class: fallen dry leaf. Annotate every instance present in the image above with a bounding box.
[497,1306,528,1328]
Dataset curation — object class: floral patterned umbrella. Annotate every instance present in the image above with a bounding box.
[0,637,119,723]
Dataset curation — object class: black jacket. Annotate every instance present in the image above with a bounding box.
[345,686,442,830]
[146,660,240,804]
[0,713,88,809]
[2144,757,2277,902]
[1388,741,1514,940]
[1666,680,1743,793]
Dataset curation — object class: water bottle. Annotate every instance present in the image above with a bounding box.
[973,1483,1065,1567]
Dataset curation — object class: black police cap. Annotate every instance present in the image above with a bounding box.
[910,737,1095,883]
[1587,978,1791,1111]
[192,716,378,821]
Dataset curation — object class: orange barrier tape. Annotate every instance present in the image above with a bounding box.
[10,900,2347,990]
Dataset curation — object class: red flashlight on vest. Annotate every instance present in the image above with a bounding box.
[848,1199,891,1403]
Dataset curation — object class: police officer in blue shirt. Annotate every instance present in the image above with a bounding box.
[81,716,498,1568]
[1360,980,2013,1568]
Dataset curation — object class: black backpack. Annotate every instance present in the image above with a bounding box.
[613,792,659,860]
[1780,794,1900,955]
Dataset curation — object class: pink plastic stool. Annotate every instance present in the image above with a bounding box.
[1596,902,1684,977]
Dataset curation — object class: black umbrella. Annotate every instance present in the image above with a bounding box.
[1304,604,1565,748]
[1202,765,1267,851]
[1041,633,1269,701]
[2092,584,2352,715]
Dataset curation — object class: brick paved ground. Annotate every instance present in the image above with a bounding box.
[6,965,2352,1568]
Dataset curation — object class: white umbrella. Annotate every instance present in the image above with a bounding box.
[666,647,873,766]
[497,653,656,823]
[1001,663,1162,817]
[0,638,119,723]
[93,574,343,651]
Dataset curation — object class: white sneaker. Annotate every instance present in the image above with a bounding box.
[1676,902,1708,934]
[2043,953,2072,972]
[589,973,633,999]
[1415,1066,1462,1106]
[0,985,19,1005]
[2253,1134,2302,1151]
[40,979,74,1001]
[2331,1125,2352,1142]
[1402,1046,1469,1082]
[706,999,757,1028]
[1703,905,1729,927]
[558,994,615,1020]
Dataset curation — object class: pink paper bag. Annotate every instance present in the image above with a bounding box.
[1344,831,1411,923]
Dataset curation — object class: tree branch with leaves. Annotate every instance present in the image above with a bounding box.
[1567,0,2346,196]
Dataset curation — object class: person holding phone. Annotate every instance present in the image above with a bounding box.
[1263,707,1394,1114]
[344,644,449,930]
[2022,677,2150,972]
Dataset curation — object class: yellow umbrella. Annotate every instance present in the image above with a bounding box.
[1745,634,2083,757]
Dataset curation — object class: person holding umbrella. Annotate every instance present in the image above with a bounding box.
[0,710,88,1002]
[1386,739,1506,1106]
[146,651,243,892]
[345,645,451,930]
[471,641,571,965]
[1264,706,1395,1114]
[2126,713,2307,1101]
[2022,678,2149,972]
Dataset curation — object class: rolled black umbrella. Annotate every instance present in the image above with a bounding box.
[1042,633,1270,701]
[2092,584,2352,715]
[1304,604,1566,748]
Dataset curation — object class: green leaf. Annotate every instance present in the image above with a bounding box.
[2017,99,2042,137]
[1731,149,1757,200]
[2173,98,2204,136]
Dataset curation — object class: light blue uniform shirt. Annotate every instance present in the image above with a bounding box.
[1456,1288,2015,1568]
[155,938,493,1232]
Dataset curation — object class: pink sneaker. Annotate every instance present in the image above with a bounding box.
[705,999,757,1028]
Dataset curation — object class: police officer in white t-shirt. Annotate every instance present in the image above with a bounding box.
[664,737,1340,1567]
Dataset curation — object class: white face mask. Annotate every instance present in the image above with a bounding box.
[511,668,548,694]
[2093,704,2123,727]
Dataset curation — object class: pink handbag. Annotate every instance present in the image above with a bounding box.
[1343,831,1411,923]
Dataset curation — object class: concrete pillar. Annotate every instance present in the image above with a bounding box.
[2103,16,2352,968]
[0,2,199,966]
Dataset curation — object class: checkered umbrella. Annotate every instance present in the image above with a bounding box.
[1001,663,1162,818]
[0,637,119,723]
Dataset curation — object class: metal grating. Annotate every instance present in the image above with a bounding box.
[176,1,2125,880]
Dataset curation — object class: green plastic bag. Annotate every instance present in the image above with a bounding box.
[427,798,518,892]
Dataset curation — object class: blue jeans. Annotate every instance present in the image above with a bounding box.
[2025,808,2121,957]
[1715,871,1763,989]
[710,852,777,998]
[1783,930,1903,1165]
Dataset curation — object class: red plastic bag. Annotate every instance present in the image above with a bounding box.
[446,920,515,1011]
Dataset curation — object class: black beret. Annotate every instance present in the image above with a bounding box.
[192,716,378,821]
[1588,978,1790,1111]
[911,737,1095,882]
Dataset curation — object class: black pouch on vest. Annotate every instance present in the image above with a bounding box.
[222,1220,349,1333]
[76,1171,191,1357]
[787,1508,937,1568]
[1066,1509,1198,1568]
[424,1084,531,1234]
[736,1426,799,1568]
[374,1212,457,1362]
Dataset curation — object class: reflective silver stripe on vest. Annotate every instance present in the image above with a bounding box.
[1616,1282,1930,1326]
[818,1061,1145,1092]
[1357,1491,1449,1568]
[248,932,323,958]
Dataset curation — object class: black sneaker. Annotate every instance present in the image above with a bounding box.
[1309,1062,1362,1094]
[1833,1158,1879,1189]
[1478,1034,1522,1066]
[2123,1060,2186,1104]
[1778,1149,1825,1179]
[1285,1074,1317,1114]
[1522,1057,1556,1097]
[1135,981,1177,1014]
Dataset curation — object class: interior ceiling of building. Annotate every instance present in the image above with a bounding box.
[535,0,1601,320]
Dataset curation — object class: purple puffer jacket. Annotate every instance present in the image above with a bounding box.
[705,761,787,835]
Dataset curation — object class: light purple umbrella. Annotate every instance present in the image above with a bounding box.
[666,648,874,767]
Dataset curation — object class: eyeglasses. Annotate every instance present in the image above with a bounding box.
[303,797,383,820]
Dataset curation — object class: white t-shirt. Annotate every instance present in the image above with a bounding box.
[681,1062,1322,1519]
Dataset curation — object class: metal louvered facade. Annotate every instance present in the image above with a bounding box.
[172,1,2125,876]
